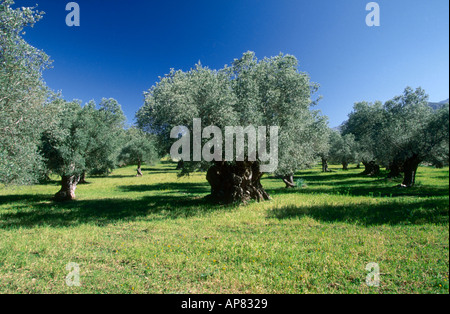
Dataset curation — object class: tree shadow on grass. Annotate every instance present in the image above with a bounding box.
[267,198,449,226]
[94,174,137,179]
[267,183,449,198]
[118,182,210,195]
[293,171,371,183]
[0,192,233,230]
[266,168,448,198]
[0,194,52,204]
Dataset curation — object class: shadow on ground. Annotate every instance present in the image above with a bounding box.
[1,168,447,229]
[118,182,210,195]
[0,191,233,230]
[266,169,449,198]
[267,198,449,225]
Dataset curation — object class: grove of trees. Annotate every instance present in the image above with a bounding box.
[1,1,449,204]
[1,1,158,200]
[341,87,449,187]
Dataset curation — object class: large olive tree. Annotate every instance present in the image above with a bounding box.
[137,52,327,203]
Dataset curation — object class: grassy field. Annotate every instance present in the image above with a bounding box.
[0,161,448,294]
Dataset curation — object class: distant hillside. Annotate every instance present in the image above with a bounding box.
[429,99,449,110]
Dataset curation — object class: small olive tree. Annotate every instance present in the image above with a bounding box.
[343,87,449,187]
[328,131,358,170]
[118,128,158,176]
[341,101,384,176]
[40,98,126,201]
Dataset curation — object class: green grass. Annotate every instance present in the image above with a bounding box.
[0,162,448,294]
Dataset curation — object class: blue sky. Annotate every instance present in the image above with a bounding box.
[17,0,449,127]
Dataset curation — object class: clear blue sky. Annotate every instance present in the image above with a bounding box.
[17,0,449,127]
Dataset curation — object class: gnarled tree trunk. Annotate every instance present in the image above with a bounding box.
[54,175,80,202]
[321,157,331,172]
[79,171,88,184]
[342,162,349,171]
[176,160,184,170]
[206,161,271,204]
[401,155,421,187]
[387,160,403,178]
[282,175,295,188]
[136,160,143,177]
[361,161,380,176]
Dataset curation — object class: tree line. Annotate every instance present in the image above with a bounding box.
[1,2,449,204]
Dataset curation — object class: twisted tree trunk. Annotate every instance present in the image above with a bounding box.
[79,171,88,184]
[54,175,80,202]
[362,161,380,176]
[206,161,271,204]
[401,155,421,187]
[321,157,331,172]
[282,175,296,188]
[387,160,403,178]
[136,160,143,177]
[342,162,349,171]
[176,160,184,170]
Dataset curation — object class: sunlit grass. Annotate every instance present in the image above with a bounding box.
[0,162,448,294]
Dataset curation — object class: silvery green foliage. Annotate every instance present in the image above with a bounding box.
[343,87,449,169]
[341,101,384,165]
[138,62,237,175]
[84,98,127,175]
[328,130,358,166]
[137,51,327,176]
[118,128,158,167]
[40,98,127,178]
[377,87,449,166]
[0,0,51,185]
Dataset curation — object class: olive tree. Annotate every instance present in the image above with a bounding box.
[377,87,449,187]
[0,0,51,185]
[315,126,333,173]
[341,101,384,176]
[81,98,126,182]
[137,52,327,203]
[328,131,358,170]
[118,128,158,176]
[40,98,126,201]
